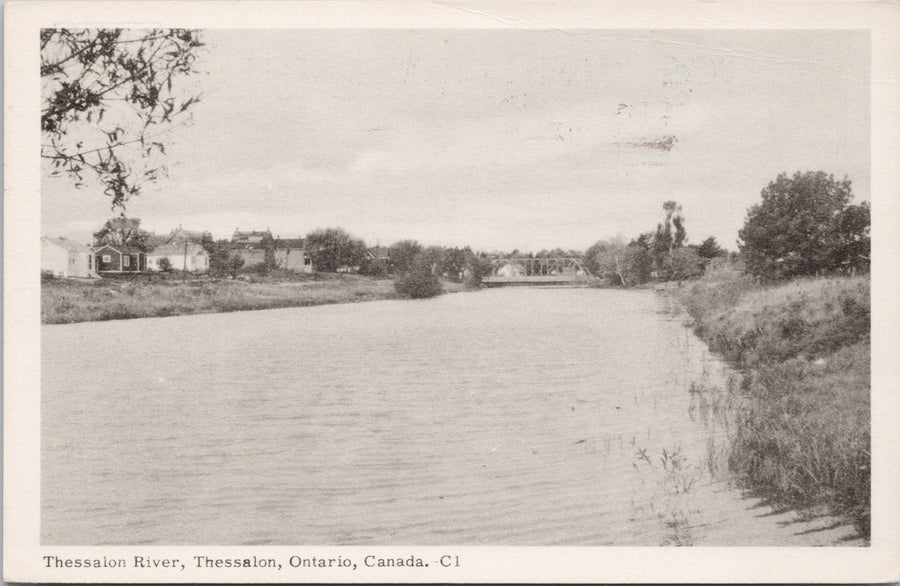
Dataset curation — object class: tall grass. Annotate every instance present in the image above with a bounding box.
[42,275,402,324]
[674,269,870,539]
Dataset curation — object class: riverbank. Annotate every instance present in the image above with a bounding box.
[42,272,467,324]
[671,267,870,539]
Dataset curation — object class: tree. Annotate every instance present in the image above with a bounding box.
[226,254,245,278]
[41,28,204,208]
[93,215,150,250]
[586,237,627,285]
[585,236,655,286]
[738,171,870,278]
[650,201,686,275]
[305,227,366,272]
[697,236,726,260]
[387,240,422,274]
[662,246,704,280]
[442,247,468,281]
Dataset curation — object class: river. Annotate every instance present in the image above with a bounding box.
[41,287,860,545]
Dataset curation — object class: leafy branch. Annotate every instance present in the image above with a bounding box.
[41,28,204,208]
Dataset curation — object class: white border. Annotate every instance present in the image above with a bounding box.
[5,1,900,582]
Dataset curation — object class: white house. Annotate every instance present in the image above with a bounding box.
[41,237,98,278]
[147,242,210,272]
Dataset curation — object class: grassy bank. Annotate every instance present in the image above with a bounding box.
[42,272,467,324]
[673,267,870,539]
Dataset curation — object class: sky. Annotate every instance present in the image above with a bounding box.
[42,29,870,252]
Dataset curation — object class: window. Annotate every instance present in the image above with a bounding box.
[123,255,130,267]
[304,257,312,266]
[69,258,75,264]
[102,254,111,263]
[88,256,92,268]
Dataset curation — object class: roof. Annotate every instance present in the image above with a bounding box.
[94,244,145,255]
[148,242,208,256]
[368,245,390,260]
[167,228,208,244]
[43,237,93,254]
[275,238,306,249]
[232,229,272,243]
[144,234,170,249]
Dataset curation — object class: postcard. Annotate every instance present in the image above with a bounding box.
[5,1,900,582]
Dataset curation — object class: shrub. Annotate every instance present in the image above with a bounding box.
[394,265,442,298]
[246,262,270,275]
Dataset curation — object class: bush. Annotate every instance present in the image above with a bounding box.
[394,265,442,298]
[245,262,270,275]
[157,257,172,272]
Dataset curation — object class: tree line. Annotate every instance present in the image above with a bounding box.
[582,171,869,285]
[91,170,870,290]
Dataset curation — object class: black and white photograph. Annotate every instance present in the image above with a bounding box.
[5,1,900,582]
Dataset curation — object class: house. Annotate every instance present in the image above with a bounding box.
[367,246,391,263]
[146,226,211,250]
[232,228,272,245]
[230,228,274,267]
[147,242,210,272]
[41,237,98,278]
[94,245,146,273]
[274,238,314,273]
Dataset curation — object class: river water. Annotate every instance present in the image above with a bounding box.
[41,287,860,545]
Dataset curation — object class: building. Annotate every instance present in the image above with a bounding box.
[147,241,210,272]
[274,238,314,273]
[230,228,274,267]
[41,237,98,278]
[94,244,146,273]
[367,246,391,263]
[145,227,211,250]
[232,228,272,245]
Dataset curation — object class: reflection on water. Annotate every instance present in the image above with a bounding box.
[42,288,858,545]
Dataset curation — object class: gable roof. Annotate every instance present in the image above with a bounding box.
[144,233,170,249]
[368,245,390,259]
[94,244,145,255]
[43,237,93,254]
[167,228,208,244]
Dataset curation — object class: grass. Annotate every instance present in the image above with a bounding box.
[673,267,871,539]
[42,272,468,324]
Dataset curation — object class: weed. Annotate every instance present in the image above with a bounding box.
[671,272,870,540]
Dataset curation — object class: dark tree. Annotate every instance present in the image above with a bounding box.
[93,215,150,250]
[696,236,726,259]
[305,227,366,272]
[442,247,468,281]
[394,262,442,299]
[41,28,203,208]
[738,171,870,278]
[387,240,423,274]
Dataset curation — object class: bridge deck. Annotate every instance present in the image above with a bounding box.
[482,275,594,286]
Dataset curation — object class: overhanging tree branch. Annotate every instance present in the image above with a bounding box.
[41,28,203,209]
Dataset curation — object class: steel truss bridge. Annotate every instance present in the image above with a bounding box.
[481,257,597,286]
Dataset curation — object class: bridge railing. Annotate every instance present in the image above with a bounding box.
[487,257,596,280]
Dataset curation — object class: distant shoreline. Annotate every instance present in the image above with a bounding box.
[41,273,467,325]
